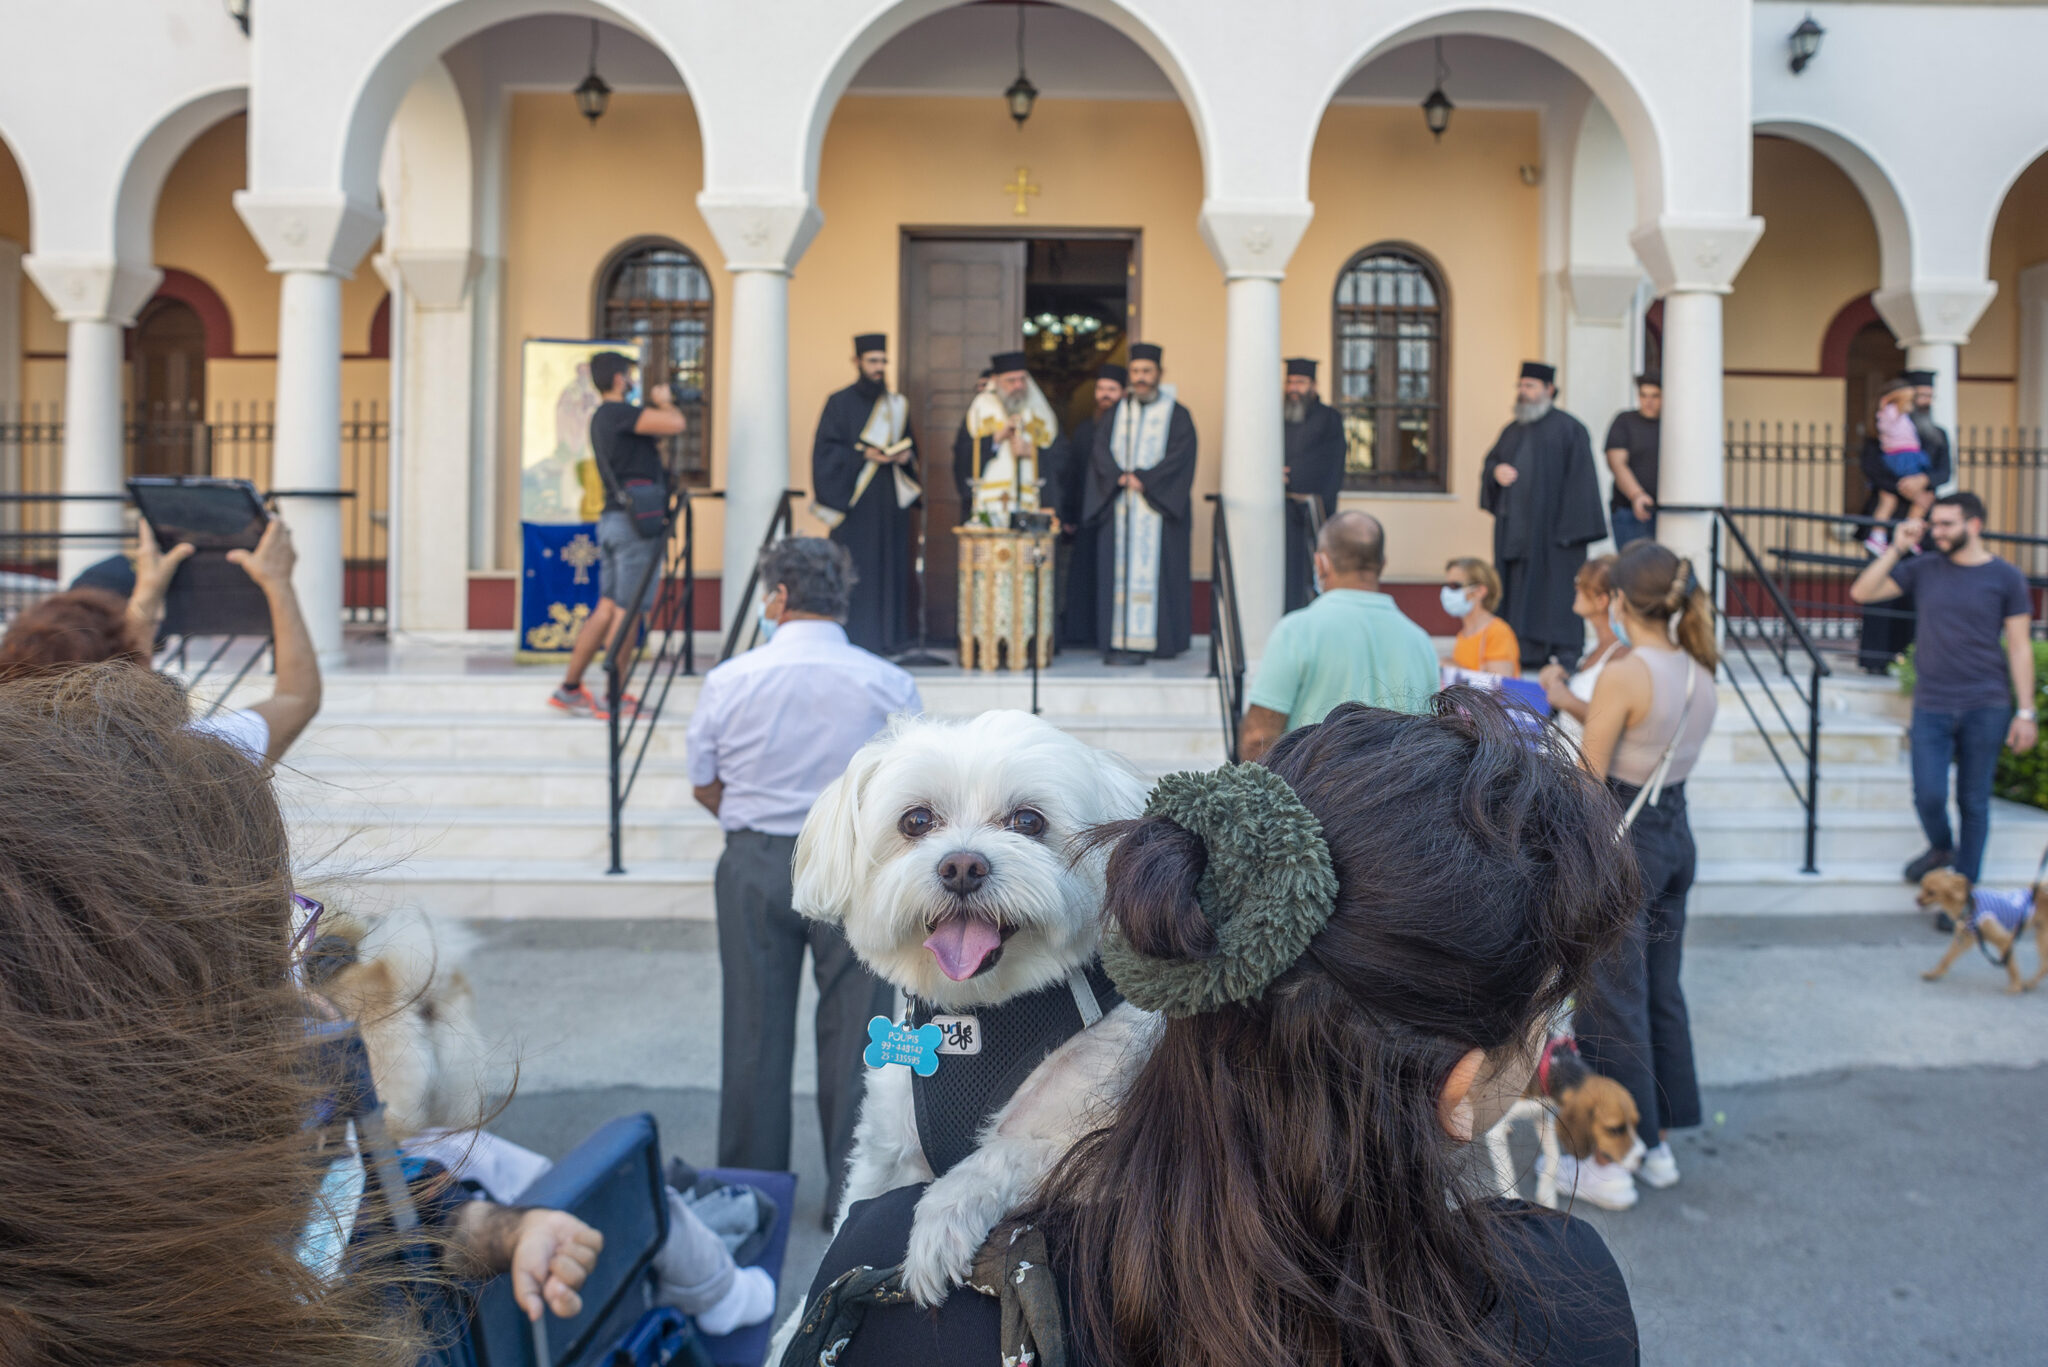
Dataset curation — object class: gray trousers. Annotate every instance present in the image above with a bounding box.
[713,829,889,1210]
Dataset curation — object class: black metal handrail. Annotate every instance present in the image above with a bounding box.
[717,490,801,663]
[1665,503,1830,873]
[1203,493,1247,763]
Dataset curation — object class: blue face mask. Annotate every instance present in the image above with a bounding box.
[1441,585,1476,618]
[625,381,643,406]
[758,607,777,642]
[1609,602,1632,648]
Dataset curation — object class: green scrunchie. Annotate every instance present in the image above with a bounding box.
[1100,763,1339,1017]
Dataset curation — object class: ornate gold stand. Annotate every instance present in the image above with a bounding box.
[952,525,1057,671]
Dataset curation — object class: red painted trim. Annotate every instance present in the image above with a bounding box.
[1386,581,1460,635]
[367,293,390,360]
[468,576,516,630]
[150,268,236,359]
[1819,293,1886,378]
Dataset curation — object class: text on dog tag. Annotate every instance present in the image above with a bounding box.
[930,1014,982,1055]
[864,1016,942,1076]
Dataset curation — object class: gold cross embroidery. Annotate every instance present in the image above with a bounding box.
[1005,166,1040,216]
[561,532,601,585]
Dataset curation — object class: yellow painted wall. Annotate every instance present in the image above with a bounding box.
[500,91,727,571]
[1290,103,1541,580]
[1727,137,1878,379]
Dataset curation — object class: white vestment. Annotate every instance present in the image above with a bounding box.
[1107,384,1179,654]
[965,377,1058,522]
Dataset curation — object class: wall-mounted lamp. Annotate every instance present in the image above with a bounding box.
[224,0,250,36]
[575,20,612,125]
[1421,38,1454,140]
[1789,13,1824,74]
[1005,4,1039,128]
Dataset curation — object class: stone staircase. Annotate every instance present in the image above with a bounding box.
[195,638,2048,920]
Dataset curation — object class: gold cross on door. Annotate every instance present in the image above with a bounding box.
[1004,166,1040,216]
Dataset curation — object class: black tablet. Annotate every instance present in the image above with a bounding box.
[127,476,271,552]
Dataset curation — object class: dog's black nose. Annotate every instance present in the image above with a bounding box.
[937,850,990,896]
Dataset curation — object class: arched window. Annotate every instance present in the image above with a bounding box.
[1333,246,1448,492]
[595,238,713,486]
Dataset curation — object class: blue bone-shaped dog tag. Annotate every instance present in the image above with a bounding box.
[865,1016,943,1076]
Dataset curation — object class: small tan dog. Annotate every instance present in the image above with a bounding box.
[1486,1038,1642,1208]
[1917,869,2048,994]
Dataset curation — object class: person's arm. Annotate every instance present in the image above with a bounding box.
[684,674,723,811]
[633,384,687,437]
[126,522,196,649]
[225,519,322,766]
[1538,662,1591,722]
[693,780,724,815]
[1848,520,1923,603]
[450,1202,604,1323]
[1479,621,1519,677]
[1579,655,1650,780]
[2005,612,2038,754]
[1240,705,1287,763]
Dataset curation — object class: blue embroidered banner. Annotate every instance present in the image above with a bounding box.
[517,521,603,661]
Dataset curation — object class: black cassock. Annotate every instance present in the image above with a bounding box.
[1085,400,1199,658]
[1479,406,1608,669]
[1284,399,1347,611]
[811,378,917,655]
[1053,415,1101,647]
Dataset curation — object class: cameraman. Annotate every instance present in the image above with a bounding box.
[548,351,686,720]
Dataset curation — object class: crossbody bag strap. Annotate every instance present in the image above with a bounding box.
[1618,659,1699,835]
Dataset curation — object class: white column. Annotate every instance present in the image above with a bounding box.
[2019,263,2048,440]
[272,269,347,661]
[1872,281,1998,486]
[20,255,161,583]
[722,266,792,630]
[0,239,21,418]
[234,192,385,664]
[1198,201,1314,658]
[380,249,479,633]
[698,193,823,632]
[1563,267,1645,523]
[1630,216,1764,574]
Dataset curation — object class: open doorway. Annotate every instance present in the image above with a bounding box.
[900,230,1135,640]
[130,297,208,476]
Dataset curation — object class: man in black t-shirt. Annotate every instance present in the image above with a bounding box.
[1851,490,2038,887]
[1603,372,1661,547]
[547,350,685,719]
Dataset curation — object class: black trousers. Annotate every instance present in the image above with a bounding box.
[713,829,891,1211]
[1575,781,1703,1146]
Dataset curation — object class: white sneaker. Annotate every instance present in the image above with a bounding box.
[1543,1152,1639,1211]
[1639,1141,1680,1189]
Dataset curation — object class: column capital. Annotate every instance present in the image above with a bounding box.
[374,248,481,309]
[21,254,162,325]
[1564,266,1643,325]
[1629,215,1763,296]
[1198,199,1314,281]
[1871,280,1998,347]
[233,191,384,278]
[696,192,823,274]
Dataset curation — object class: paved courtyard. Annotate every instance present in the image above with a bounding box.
[466,912,2048,1365]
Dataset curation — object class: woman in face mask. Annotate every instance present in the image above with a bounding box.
[1442,557,1520,677]
[1538,555,1626,742]
[1572,539,1720,1209]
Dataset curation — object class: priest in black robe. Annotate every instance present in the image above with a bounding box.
[1479,361,1609,670]
[1085,343,1199,661]
[1282,357,1347,611]
[1052,364,1124,647]
[811,333,918,654]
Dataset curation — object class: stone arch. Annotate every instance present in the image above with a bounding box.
[111,88,248,268]
[1753,119,1912,290]
[1312,9,1669,227]
[150,267,236,359]
[798,0,1216,198]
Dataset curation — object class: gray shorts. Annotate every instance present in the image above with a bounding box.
[599,509,661,615]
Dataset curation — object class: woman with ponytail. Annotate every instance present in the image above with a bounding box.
[791,696,1645,1367]
[1575,539,1719,1208]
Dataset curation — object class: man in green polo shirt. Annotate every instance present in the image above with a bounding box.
[1241,510,1438,760]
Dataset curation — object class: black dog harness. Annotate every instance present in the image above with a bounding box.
[906,960,1123,1177]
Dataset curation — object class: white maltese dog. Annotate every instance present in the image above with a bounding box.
[790,709,1157,1306]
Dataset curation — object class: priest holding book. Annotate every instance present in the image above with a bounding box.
[811,333,920,654]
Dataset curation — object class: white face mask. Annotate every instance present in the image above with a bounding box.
[1441,585,1477,618]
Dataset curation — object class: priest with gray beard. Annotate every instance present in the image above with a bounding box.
[1478,361,1608,670]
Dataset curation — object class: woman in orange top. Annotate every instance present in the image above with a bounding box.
[1444,556,1521,677]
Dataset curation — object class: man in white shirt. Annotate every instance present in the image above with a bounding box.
[685,537,921,1220]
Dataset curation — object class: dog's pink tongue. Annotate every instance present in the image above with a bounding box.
[925,913,1003,981]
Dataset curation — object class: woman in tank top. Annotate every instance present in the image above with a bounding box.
[1573,541,1718,1210]
[1538,554,1626,745]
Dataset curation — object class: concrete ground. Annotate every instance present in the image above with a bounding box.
[464,912,2048,1364]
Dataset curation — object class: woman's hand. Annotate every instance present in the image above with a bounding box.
[129,522,196,627]
[1537,662,1571,707]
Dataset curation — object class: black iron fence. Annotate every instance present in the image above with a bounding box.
[0,402,388,625]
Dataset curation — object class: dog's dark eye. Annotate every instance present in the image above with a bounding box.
[1604,1123,1630,1135]
[899,807,937,839]
[1007,808,1047,838]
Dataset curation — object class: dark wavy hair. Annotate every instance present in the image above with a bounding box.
[0,588,146,682]
[1021,693,1643,1367]
[0,666,426,1366]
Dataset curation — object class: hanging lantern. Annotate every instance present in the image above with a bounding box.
[1421,38,1453,140]
[1006,5,1038,128]
[576,21,611,125]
